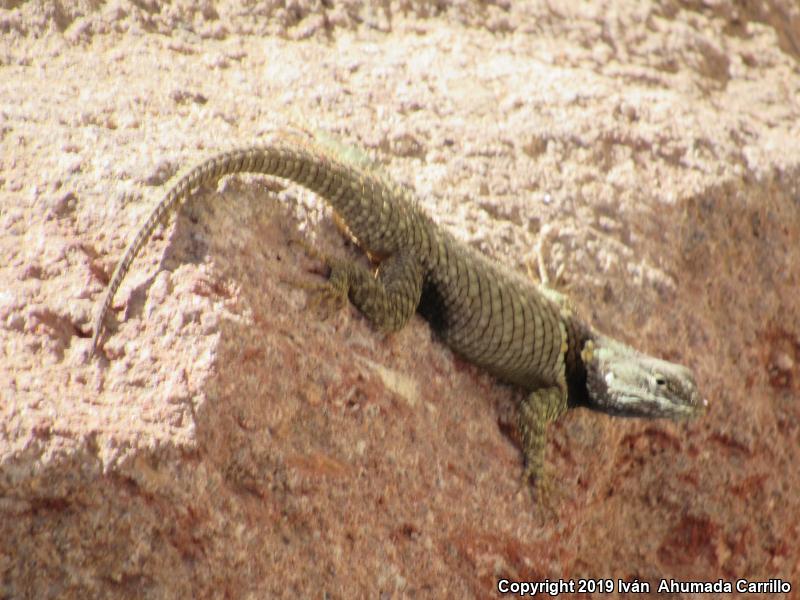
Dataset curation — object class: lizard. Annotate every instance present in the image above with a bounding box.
[90,129,705,494]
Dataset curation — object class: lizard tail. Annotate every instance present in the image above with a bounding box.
[90,141,423,355]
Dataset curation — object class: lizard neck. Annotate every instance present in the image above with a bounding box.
[563,313,594,407]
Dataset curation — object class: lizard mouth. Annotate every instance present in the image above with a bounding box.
[596,391,705,419]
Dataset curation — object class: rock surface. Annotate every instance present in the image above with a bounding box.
[1,0,799,597]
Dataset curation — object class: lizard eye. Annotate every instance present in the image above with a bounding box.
[654,374,667,386]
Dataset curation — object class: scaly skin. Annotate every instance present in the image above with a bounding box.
[91,130,705,494]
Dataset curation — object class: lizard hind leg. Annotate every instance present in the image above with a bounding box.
[518,385,568,502]
[284,236,351,321]
[348,250,424,333]
[287,238,424,333]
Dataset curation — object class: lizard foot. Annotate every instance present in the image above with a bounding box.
[287,235,335,267]
[521,463,560,514]
[284,236,350,320]
[517,385,568,510]
[301,279,348,321]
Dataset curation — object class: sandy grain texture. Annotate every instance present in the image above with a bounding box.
[1,1,799,597]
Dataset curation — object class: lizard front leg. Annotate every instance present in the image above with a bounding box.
[518,384,568,497]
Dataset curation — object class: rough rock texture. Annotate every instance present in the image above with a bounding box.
[1,1,799,597]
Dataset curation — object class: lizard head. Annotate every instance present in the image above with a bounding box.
[581,336,705,419]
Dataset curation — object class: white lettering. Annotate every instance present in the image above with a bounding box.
[619,579,649,593]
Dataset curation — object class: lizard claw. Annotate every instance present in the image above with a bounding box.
[287,235,334,266]
[305,280,348,320]
[280,272,348,322]
[520,464,560,514]
[284,236,349,320]
[520,454,562,514]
